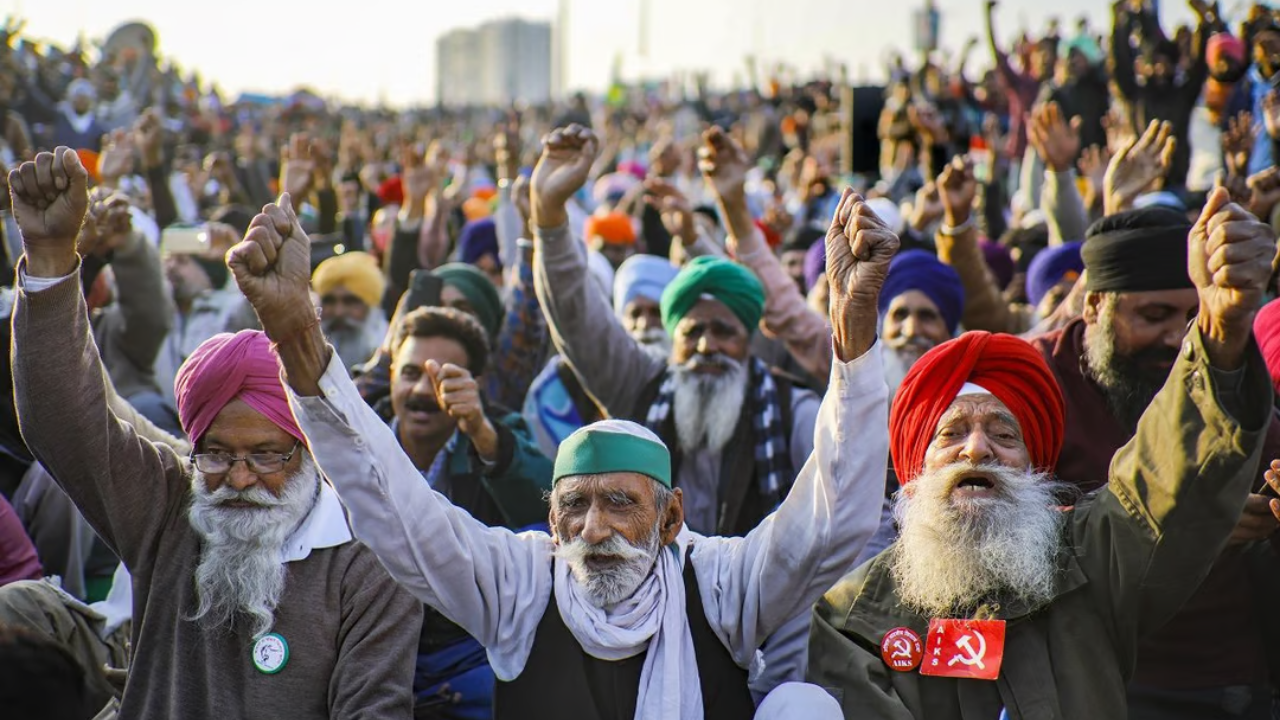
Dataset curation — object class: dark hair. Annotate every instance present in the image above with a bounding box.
[0,626,95,720]
[208,205,256,237]
[390,306,491,376]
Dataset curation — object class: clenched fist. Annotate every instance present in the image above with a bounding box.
[423,360,499,461]
[826,187,900,361]
[227,193,315,337]
[1189,187,1278,369]
[531,124,598,230]
[9,147,89,277]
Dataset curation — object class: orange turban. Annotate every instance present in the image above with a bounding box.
[78,149,101,183]
[889,332,1065,484]
[585,212,636,245]
[462,197,493,222]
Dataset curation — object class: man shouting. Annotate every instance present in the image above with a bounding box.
[806,187,1278,718]
[8,148,419,719]
[224,125,899,720]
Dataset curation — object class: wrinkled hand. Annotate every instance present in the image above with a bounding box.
[1104,119,1175,214]
[228,193,315,333]
[1266,460,1280,524]
[697,126,749,206]
[97,129,136,183]
[9,147,89,275]
[1264,91,1280,140]
[1222,111,1255,177]
[531,124,598,229]
[645,178,696,242]
[826,187,901,361]
[424,360,499,459]
[279,133,317,200]
[1229,492,1279,544]
[1188,187,1277,366]
[937,156,978,227]
[1028,102,1082,173]
[134,109,165,170]
[1247,167,1280,221]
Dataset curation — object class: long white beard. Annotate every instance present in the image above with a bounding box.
[188,454,320,638]
[671,353,747,454]
[890,461,1066,617]
[554,525,660,607]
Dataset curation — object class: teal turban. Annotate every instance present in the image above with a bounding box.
[660,256,765,338]
[432,263,502,340]
[553,420,672,487]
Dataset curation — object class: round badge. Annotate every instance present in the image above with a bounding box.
[880,627,923,671]
[252,633,289,674]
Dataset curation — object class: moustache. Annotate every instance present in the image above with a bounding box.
[681,353,742,373]
[1126,345,1179,370]
[554,533,653,565]
[403,395,442,414]
[198,482,287,509]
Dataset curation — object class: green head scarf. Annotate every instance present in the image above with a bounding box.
[553,420,672,488]
[660,256,765,338]
[432,263,502,340]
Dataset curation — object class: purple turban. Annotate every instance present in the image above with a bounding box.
[979,240,1015,291]
[174,331,304,446]
[458,218,500,268]
[1025,242,1084,306]
[803,239,827,292]
[877,249,965,335]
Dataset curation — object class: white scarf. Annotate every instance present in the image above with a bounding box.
[553,533,703,720]
[60,104,95,135]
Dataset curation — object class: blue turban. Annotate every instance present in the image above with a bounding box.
[1025,242,1084,306]
[458,218,500,268]
[613,255,679,319]
[877,249,965,335]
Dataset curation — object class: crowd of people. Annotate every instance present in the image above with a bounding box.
[2,1,1280,718]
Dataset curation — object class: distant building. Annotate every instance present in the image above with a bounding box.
[436,18,553,107]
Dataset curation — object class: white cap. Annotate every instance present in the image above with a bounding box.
[954,382,992,401]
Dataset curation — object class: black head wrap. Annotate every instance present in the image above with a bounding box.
[1082,208,1193,293]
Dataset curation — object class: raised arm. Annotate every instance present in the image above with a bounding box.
[531,125,665,415]
[227,193,552,669]
[1109,2,1140,100]
[1028,102,1089,244]
[8,148,188,571]
[1078,188,1275,644]
[694,188,895,663]
[700,127,834,380]
[487,176,549,410]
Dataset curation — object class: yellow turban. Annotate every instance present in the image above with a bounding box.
[311,251,386,309]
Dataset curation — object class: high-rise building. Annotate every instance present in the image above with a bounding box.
[436,18,553,107]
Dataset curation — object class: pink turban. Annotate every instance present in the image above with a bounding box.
[174,331,304,446]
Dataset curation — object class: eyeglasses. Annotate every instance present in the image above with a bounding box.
[191,441,301,475]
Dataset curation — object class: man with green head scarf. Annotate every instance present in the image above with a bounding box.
[533,140,820,543]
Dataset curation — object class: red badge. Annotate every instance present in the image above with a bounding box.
[919,618,1006,681]
[880,627,924,671]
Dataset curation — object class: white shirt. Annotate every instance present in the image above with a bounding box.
[286,338,888,681]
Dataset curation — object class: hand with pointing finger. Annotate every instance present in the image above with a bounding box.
[424,360,499,461]
[826,187,900,361]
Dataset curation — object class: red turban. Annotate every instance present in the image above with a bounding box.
[377,176,404,207]
[174,331,305,447]
[1254,299,1280,394]
[889,332,1064,484]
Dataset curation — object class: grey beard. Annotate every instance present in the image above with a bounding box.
[671,354,747,454]
[1083,308,1167,432]
[635,328,672,362]
[188,454,320,638]
[890,462,1067,618]
[554,525,660,607]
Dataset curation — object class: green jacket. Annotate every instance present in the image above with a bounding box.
[808,327,1272,719]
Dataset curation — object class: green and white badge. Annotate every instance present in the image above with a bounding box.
[252,633,289,674]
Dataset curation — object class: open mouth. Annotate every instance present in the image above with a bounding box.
[584,555,625,571]
[220,499,263,510]
[952,474,997,496]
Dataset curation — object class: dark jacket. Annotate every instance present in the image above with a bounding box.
[809,326,1271,718]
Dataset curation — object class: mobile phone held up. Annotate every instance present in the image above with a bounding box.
[160,224,211,256]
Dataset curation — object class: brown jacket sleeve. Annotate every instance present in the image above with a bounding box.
[13,264,188,571]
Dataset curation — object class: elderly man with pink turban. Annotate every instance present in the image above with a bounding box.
[7,147,420,719]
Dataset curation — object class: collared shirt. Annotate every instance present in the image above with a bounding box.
[281,478,353,563]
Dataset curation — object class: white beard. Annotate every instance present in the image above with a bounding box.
[188,453,320,638]
[882,335,937,397]
[890,461,1066,617]
[671,353,747,454]
[554,525,660,607]
[635,327,673,362]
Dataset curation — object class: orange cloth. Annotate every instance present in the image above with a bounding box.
[462,197,493,222]
[78,149,101,183]
[585,212,637,245]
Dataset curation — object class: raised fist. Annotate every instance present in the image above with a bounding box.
[697,126,749,206]
[937,156,978,227]
[9,147,89,276]
[531,124,598,229]
[826,187,901,361]
[227,193,315,334]
[1188,187,1277,364]
[279,133,317,201]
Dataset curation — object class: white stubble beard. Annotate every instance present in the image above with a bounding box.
[889,462,1066,618]
[670,353,748,455]
[188,453,321,638]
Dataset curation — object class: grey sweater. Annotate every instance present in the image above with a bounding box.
[13,266,420,720]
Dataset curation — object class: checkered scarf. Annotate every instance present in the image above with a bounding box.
[645,357,792,506]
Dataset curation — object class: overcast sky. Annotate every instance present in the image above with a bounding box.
[4,0,1219,105]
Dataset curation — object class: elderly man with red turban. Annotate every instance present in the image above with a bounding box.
[806,183,1279,718]
[7,148,420,718]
